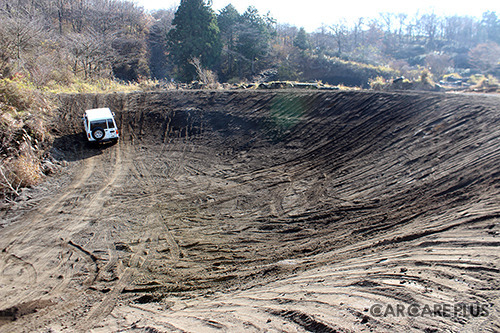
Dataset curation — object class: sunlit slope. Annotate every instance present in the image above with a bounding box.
[50,90,500,332]
[58,90,499,256]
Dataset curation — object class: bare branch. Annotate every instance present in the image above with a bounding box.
[0,161,20,197]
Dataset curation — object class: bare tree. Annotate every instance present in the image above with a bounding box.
[420,13,439,48]
[396,13,408,44]
[68,0,90,33]
[330,20,348,55]
[379,12,394,33]
[67,29,112,79]
[469,42,500,73]
[189,57,218,87]
[352,17,364,48]
[53,0,69,34]
[425,52,453,78]
[149,8,175,79]
[0,15,46,72]
[310,25,332,56]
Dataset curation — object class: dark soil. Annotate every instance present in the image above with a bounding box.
[0,90,499,332]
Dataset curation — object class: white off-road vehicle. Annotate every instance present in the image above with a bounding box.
[83,108,119,143]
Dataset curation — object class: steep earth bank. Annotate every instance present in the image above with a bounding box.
[0,90,498,332]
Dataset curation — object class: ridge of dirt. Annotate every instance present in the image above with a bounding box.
[0,90,498,332]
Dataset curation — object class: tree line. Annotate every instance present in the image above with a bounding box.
[0,0,498,86]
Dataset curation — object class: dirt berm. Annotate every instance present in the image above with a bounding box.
[0,90,499,332]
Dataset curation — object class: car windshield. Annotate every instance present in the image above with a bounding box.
[90,120,108,130]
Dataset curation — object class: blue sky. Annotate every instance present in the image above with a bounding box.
[135,0,499,31]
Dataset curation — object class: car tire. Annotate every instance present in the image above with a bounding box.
[92,128,105,141]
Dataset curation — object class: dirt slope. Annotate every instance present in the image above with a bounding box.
[0,90,499,332]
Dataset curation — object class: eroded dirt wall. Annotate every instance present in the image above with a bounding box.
[1,90,498,332]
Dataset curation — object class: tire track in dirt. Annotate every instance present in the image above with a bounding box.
[0,154,96,248]
[100,211,499,332]
[2,90,499,332]
[0,142,127,331]
[95,91,498,332]
[82,207,176,331]
[79,230,148,332]
[78,134,184,330]
[0,153,98,318]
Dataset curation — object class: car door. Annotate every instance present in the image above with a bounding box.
[105,119,116,138]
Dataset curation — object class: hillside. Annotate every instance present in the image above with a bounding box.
[0,90,498,332]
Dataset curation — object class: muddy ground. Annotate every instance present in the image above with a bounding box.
[0,90,499,332]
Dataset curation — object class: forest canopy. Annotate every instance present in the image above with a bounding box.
[0,0,498,87]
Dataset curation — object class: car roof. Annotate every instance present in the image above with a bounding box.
[85,108,114,121]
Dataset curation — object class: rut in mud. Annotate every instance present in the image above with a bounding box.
[0,90,499,332]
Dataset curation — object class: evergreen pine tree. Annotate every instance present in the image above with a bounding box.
[294,27,310,51]
[167,0,221,81]
[217,4,241,81]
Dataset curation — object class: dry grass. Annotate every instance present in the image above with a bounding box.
[368,76,388,91]
[469,75,499,92]
[189,57,221,89]
[0,76,52,200]
[419,69,435,85]
[45,77,145,94]
[10,153,42,187]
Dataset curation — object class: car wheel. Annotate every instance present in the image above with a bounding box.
[92,128,105,141]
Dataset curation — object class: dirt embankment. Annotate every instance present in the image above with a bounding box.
[0,90,499,332]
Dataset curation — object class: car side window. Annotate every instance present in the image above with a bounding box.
[107,119,115,129]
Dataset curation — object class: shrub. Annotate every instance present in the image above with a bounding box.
[368,76,388,90]
[302,54,397,87]
[11,152,42,187]
[189,57,220,89]
[0,76,36,111]
[0,76,52,200]
[419,69,434,85]
[469,74,499,91]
